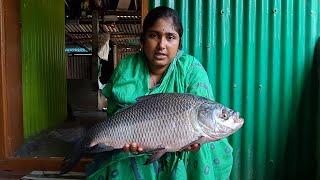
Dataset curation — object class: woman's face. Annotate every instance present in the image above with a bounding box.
[142,17,180,70]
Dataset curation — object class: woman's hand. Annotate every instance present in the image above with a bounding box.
[184,143,201,152]
[123,142,144,153]
[122,143,201,153]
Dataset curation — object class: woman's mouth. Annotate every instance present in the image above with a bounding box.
[154,53,167,59]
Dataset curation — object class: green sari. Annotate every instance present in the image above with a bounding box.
[87,51,233,180]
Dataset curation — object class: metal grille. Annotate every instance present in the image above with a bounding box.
[67,55,91,80]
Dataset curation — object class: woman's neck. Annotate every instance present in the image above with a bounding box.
[149,66,167,88]
[149,65,167,76]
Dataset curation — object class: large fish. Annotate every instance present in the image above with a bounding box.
[60,93,244,174]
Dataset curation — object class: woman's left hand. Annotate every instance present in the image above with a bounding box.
[184,143,201,152]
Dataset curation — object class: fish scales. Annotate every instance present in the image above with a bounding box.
[90,94,203,150]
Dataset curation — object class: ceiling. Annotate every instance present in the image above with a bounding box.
[65,0,142,53]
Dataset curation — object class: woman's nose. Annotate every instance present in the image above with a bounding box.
[158,37,166,49]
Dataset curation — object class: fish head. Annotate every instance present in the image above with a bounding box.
[197,102,244,140]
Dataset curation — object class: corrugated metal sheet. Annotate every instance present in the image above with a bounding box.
[317,38,320,180]
[150,1,320,179]
[65,17,142,49]
[21,0,66,137]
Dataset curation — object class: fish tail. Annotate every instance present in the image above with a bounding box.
[60,139,84,174]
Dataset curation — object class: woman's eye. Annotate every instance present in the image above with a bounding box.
[148,33,158,38]
[167,35,175,40]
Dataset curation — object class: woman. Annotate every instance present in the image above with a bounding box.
[87,6,233,179]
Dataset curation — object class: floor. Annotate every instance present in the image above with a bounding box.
[0,170,86,179]
[0,170,29,180]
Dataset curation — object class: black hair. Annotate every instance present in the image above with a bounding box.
[140,6,183,49]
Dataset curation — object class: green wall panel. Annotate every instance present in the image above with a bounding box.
[21,0,67,137]
[150,1,320,179]
[316,37,320,180]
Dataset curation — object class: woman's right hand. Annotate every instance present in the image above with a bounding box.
[123,142,144,153]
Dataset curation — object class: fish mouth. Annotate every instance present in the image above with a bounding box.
[231,112,244,124]
[234,117,244,124]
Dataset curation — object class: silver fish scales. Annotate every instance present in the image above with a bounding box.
[60,93,244,174]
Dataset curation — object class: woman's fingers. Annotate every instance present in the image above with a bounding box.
[181,144,200,152]
[123,144,130,152]
[130,142,138,152]
[124,143,200,152]
[183,144,200,152]
[123,143,144,152]
[190,144,200,152]
[137,146,144,152]
[186,146,192,151]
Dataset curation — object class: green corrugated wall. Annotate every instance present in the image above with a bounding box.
[316,37,320,180]
[21,0,67,137]
[150,0,320,179]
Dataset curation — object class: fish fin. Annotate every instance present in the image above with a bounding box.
[144,149,167,165]
[179,136,210,151]
[60,140,84,174]
[86,143,114,153]
[144,146,166,154]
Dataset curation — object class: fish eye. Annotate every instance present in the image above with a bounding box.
[220,109,229,120]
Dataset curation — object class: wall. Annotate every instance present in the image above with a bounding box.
[21,0,66,137]
[150,1,320,179]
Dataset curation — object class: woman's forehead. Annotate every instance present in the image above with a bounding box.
[146,18,178,34]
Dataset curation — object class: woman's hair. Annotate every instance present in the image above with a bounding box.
[141,6,183,49]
